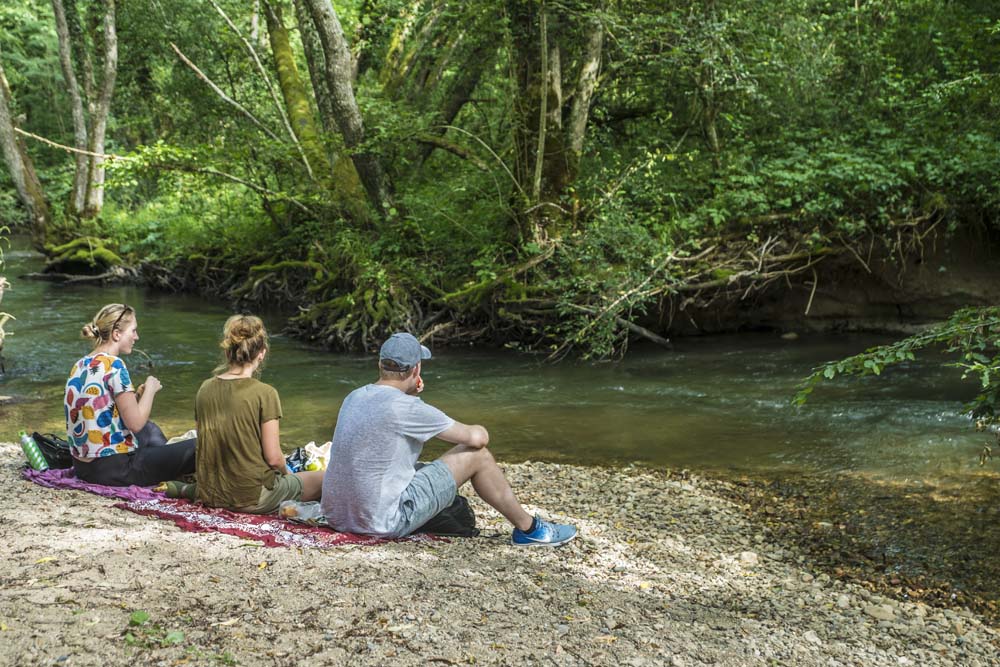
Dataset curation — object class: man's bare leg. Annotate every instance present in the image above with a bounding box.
[439,445,533,531]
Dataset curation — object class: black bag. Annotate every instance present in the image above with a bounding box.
[32,432,74,469]
[418,494,480,537]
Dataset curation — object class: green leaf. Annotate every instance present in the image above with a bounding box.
[129,611,150,626]
[162,630,185,646]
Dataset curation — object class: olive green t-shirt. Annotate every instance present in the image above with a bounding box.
[194,377,284,509]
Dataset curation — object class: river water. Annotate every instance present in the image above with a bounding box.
[0,239,991,483]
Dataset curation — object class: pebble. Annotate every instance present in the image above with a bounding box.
[4,451,1000,666]
[864,604,896,621]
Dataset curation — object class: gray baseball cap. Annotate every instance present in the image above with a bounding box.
[379,332,431,370]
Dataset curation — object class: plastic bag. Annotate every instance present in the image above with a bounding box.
[303,441,332,471]
[278,500,326,525]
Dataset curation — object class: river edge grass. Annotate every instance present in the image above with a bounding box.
[2,442,999,666]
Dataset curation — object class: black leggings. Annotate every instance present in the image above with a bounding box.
[73,421,196,487]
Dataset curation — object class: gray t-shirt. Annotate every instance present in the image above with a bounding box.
[321,384,454,535]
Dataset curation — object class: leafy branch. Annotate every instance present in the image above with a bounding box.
[794,307,1000,428]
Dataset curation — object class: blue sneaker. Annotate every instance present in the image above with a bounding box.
[511,515,577,547]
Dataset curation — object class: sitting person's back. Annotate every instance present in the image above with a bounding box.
[195,373,283,508]
[193,315,323,512]
[322,332,576,546]
[322,383,452,536]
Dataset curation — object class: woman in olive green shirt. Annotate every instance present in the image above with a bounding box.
[193,315,323,513]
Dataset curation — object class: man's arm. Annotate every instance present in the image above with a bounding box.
[436,421,489,449]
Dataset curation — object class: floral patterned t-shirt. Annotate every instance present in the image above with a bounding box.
[65,353,137,459]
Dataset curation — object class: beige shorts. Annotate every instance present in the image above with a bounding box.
[245,473,304,514]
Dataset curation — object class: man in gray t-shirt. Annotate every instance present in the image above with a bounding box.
[321,333,577,546]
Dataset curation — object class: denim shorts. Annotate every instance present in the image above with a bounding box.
[392,460,457,537]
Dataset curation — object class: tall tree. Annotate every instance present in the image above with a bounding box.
[50,0,117,218]
[302,0,392,218]
[508,0,604,243]
[264,0,369,222]
[0,54,49,247]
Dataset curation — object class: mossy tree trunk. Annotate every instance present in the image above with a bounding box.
[302,0,392,219]
[270,1,371,224]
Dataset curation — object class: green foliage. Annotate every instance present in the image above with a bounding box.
[3,0,999,358]
[795,307,1000,426]
[121,609,212,659]
[128,610,150,626]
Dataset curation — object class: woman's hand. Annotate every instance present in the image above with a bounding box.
[117,375,159,432]
[144,375,162,395]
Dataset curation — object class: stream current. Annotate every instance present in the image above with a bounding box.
[0,239,990,484]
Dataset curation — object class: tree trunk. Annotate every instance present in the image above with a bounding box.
[293,0,337,137]
[510,1,570,241]
[269,1,369,223]
[381,0,439,97]
[0,58,49,247]
[83,0,117,217]
[566,17,602,182]
[415,37,494,166]
[303,0,390,217]
[51,0,88,215]
[698,65,721,170]
[52,0,117,219]
[264,2,328,180]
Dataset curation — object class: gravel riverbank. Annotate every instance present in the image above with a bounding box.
[1,442,997,667]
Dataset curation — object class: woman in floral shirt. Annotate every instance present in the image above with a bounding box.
[65,303,195,486]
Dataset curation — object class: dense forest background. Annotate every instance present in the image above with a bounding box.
[1,0,999,361]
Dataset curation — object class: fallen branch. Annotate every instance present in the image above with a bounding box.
[14,127,126,160]
[546,247,708,361]
[568,304,671,349]
[161,163,316,215]
[22,266,139,284]
[439,243,556,305]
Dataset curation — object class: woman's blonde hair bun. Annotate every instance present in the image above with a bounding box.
[81,304,133,344]
[219,314,268,370]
